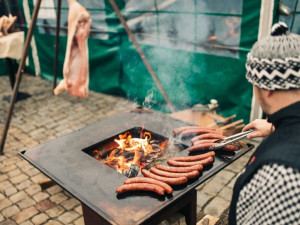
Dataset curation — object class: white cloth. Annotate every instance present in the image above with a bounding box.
[236,163,300,225]
[0,31,24,60]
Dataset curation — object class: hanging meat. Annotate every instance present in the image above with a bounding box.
[54,0,92,98]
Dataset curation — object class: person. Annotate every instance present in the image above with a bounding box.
[242,119,274,139]
[228,22,300,224]
[242,86,297,140]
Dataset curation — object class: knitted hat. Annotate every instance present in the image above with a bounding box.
[245,22,300,90]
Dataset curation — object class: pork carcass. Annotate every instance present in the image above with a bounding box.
[54,0,91,98]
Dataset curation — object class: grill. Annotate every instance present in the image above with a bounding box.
[19,109,254,225]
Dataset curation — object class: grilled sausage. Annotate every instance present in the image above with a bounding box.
[124,177,173,194]
[173,126,199,135]
[167,156,214,167]
[116,183,165,195]
[221,144,237,151]
[191,133,225,143]
[156,164,203,173]
[191,140,238,151]
[192,139,218,145]
[173,126,217,135]
[188,143,214,152]
[142,169,188,185]
[180,129,222,137]
[170,151,215,162]
[150,167,199,179]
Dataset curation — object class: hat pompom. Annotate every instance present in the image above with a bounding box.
[271,22,289,36]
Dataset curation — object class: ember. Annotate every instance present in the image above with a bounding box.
[84,127,184,177]
[208,35,217,41]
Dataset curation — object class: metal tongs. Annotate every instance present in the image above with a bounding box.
[208,129,254,150]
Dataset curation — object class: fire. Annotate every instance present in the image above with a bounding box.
[114,131,152,154]
[93,129,168,175]
[208,35,217,41]
[225,16,240,37]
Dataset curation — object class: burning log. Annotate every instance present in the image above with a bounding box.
[90,128,173,177]
[122,164,140,178]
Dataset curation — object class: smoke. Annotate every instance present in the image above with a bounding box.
[142,89,157,109]
[124,0,241,112]
[123,0,212,111]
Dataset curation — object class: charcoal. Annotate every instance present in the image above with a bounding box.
[151,144,160,149]
[122,170,129,177]
[123,164,140,178]
[149,140,160,144]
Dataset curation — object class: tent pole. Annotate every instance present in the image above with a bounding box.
[53,0,62,91]
[108,0,176,113]
[250,0,274,122]
[0,0,43,155]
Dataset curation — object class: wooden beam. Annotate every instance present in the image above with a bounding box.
[0,0,43,154]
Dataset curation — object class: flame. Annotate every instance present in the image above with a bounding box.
[160,139,168,150]
[225,17,240,37]
[208,35,217,41]
[96,129,167,174]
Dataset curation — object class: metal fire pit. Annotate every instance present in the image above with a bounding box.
[19,109,254,225]
[83,126,186,177]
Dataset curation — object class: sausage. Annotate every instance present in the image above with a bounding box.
[173,126,199,135]
[188,143,214,152]
[173,126,217,135]
[191,140,237,151]
[156,164,203,173]
[192,139,218,146]
[191,133,225,143]
[150,167,200,179]
[221,144,237,151]
[124,177,173,194]
[180,129,222,137]
[167,156,214,167]
[142,169,188,185]
[170,151,215,162]
[116,183,165,195]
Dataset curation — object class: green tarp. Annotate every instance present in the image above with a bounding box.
[1,0,284,123]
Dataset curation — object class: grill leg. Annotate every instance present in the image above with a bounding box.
[81,203,111,225]
[5,58,16,89]
[180,188,197,225]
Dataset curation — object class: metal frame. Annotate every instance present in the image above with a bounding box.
[18,109,255,225]
[0,0,43,154]
[53,0,62,91]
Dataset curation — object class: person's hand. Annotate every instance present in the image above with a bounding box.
[242,119,275,139]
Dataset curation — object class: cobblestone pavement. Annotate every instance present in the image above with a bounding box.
[0,74,258,225]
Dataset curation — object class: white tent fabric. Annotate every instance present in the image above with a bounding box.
[250,0,274,121]
[0,31,24,60]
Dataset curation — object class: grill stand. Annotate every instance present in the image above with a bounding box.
[19,111,254,225]
[81,189,197,225]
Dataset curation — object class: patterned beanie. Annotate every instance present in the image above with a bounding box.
[246,22,300,90]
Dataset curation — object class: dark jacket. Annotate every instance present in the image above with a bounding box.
[229,101,300,225]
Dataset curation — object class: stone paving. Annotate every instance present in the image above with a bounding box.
[0,74,259,225]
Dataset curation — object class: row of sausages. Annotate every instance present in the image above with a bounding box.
[116,151,215,195]
[173,126,237,152]
[116,125,240,196]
